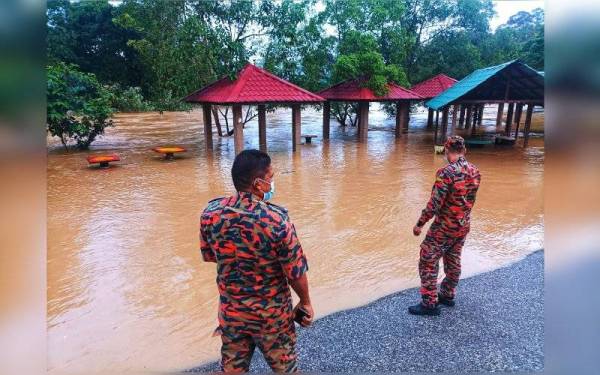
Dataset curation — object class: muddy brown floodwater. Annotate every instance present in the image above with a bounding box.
[47,105,544,373]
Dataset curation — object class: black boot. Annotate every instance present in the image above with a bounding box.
[438,294,456,307]
[408,303,441,316]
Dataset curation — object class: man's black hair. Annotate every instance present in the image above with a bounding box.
[231,149,271,192]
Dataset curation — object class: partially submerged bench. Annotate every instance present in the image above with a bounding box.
[302,134,317,144]
[87,154,120,168]
[495,135,516,146]
[465,138,494,148]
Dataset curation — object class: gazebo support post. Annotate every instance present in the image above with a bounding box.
[232,104,243,155]
[496,103,504,128]
[323,101,330,139]
[477,105,484,126]
[465,105,472,130]
[459,105,466,128]
[427,108,434,128]
[513,103,524,139]
[505,103,514,135]
[404,103,410,133]
[212,107,223,137]
[441,106,449,143]
[396,101,409,137]
[292,104,301,151]
[202,104,213,150]
[358,102,369,141]
[258,104,267,152]
[451,104,459,135]
[435,110,440,129]
[523,104,534,147]
[433,116,440,145]
[470,106,478,137]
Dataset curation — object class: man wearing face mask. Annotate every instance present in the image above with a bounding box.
[200,149,313,372]
[410,136,481,316]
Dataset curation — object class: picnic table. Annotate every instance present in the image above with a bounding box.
[86,154,120,168]
[152,146,187,160]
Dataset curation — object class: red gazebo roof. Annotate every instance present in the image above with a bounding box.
[318,79,423,101]
[184,63,324,104]
[410,74,457,99]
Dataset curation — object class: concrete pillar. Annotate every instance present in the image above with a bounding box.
[523,104,534,147]
[427,108,434,128]
[396,101,409,137]
[441,106,449,143]
[459,105,466,128]
[232,104,243,155]
[465,105,473,130]
[505,103,515,135]
[395,102,402,138]
[202,104,213,151]
[292,104,301,152]
[404,103,410,133]
[322,101,330,140]
[496,103,505,128]
[358,102,369,141]
[513,103,523,139]
[451,104,459,135]
[258,104,267,152]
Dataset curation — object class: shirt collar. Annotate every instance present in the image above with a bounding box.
[236,191,263,204]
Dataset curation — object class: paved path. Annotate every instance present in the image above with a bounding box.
[190,250,544,372]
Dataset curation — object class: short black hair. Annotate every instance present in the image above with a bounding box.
[231,149,271,192]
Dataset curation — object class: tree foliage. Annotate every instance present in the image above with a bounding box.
[46,0,544,135]
[47,63,114,150]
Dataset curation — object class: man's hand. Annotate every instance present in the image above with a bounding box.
[293,302,314,328]
[413,225,422,236]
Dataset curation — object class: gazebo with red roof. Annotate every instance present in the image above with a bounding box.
[318,79,423,141]
[184,63,324,154]
[411,74,458,129]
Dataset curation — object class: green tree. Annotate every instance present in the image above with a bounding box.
[114,0,216,111]
[263,0,336,92]
[47,0,144,88]
[47,63,114,150]
[486,8,544,70]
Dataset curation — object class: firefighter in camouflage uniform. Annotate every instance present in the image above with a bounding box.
[201,150,313,372]
[410,135,481,316]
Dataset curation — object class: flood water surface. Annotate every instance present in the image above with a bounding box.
[47,106,544,373]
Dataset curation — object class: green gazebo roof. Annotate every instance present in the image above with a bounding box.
[426,60,544,110]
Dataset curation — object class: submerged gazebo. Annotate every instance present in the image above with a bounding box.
[411,74,457,128]
[184,63,324,154]
[318,79,423,141]
[427,60,544,147]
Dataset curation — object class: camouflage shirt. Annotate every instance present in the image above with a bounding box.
[200,192,308,335]
[417,156,481,234]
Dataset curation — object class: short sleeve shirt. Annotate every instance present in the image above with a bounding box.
[200,192,308,335]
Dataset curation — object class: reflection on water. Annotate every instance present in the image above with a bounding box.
[47,105,544,372]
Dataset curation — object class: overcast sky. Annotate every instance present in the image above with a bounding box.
[491,0,545,29]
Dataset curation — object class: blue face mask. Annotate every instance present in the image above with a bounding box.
[262,180,275,201]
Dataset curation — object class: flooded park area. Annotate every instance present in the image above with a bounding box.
[47,106,544,372]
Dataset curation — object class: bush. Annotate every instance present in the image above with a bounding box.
[47,63,114,150]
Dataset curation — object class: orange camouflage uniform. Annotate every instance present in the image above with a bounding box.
[417,156,481,307]
[201,192,308,372]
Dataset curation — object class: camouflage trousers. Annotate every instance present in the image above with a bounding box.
[419,225,467,308]
[220,326,298,373]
